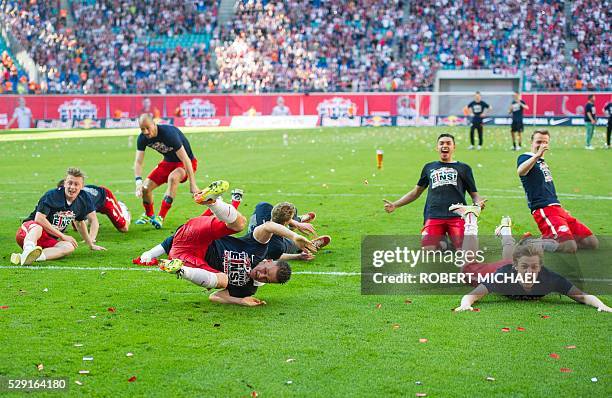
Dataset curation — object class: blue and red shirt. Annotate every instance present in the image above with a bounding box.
[517,153,559,211]
[25,187,95,232]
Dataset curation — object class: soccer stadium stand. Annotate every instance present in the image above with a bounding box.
[0,0,608,94]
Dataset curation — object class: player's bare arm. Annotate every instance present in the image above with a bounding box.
[279,252,315,261]
[253,221,317,253]
[517,145,548,176]
[87,211,100,243]
[34,211,77,247]
[134,150,145,197]
[567,287,612,312]
[383,185,426,213]
[454,284,489,311]
[469,192,486,209]
[209,289,266,307]
[75,213,106,251]
[288,219,316,235]
[175,146,199,194]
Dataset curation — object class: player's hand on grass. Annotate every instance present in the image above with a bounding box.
[90,244,106,251]
[61,234,78,248]
[294,235,317,253]
[298,251,315,261]
[597,305,612,313]
[383,199,396,213]
[454,305,474,312]
[240,296,266,306]
[294,221,316,235]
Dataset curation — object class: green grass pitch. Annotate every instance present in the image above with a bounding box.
[0,126,610,397]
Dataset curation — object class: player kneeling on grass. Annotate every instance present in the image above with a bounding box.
[448,204,611,313]
[138,180,317,306]
[247,201,330,261]
[11,168,106,265]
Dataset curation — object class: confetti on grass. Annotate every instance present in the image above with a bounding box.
[128,376,137,382]
[565,345,576,349]
[36,364,44,371]
[517,327,526,332]
[107,307,116,313]
[501,328,510,332]
[375,303,382,309]
[485,376,495,382]
[560,368,572,373]
[549,353,560,359]
[419,338,428,343]
[0,306,9,310]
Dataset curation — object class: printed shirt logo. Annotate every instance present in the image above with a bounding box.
[538,161,553,182]
[316,97,358,117]
[472,104,483,113]
[82,187,99,197]
[223,250,252,286]
[512,102,522,112]
[430,167,458,189]
[52,210,75,231]
[179,98,216,118]
[58,99,98,121]
[148,141,174,154]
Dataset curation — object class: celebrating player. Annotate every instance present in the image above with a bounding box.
[517,129,598,253]
[133,114,199,229]
[604,100,611,149]
[584,94,596,150]
[138,180,317,306]
[508,91,529,151]
[57,180,131,240]
[384,133,485,250]
[247,201,330,261]
[465,91,491,150]
[451,206,611,313]
[11,168,106,265]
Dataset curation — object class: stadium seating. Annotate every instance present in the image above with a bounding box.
[0,0,608,94]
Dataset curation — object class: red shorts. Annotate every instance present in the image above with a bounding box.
[98,187,127,230]
[421,217,464,248]
[532,205,592,242]
[168,215,236,271]
[462,259,508,286]
[148,158,198,186]
[15,221,59,249]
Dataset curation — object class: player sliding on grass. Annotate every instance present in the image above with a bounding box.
[448,204,611,313]
[139,180,317,306]
[247,201,330,261]
[11,168,106,265]
[384,133,485,250]
[517,129,598,253]
[133,114,199,229]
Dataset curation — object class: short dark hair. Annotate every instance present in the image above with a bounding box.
[531,129,550,140]
[275,260,292,284]
[588,94,594,100]
[437,133,455,143]
[475,91,481,95]
[271,202,296,225]
[66,167,85,179]
[57,179,65,188]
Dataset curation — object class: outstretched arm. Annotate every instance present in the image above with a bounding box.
[383,185,426,213]
[209,289,266,306]
[75,214,106,251]
[134,150,145,197]
[517,144,547,176]
[454,284,489,311]
[253,221,317,253]
[567,287,612,312]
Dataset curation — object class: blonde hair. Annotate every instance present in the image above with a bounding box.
[66,167,85,179]
[271,202,296,225]
[512,238,544,267]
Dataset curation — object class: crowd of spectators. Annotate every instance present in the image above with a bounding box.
[0,0,609,93]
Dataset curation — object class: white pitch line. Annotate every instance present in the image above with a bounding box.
[0,266,608,283]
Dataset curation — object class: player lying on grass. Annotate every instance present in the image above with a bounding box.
[58,180,131,240]
[138,180,317,306]
[517,129,598,253]
[11,168,106,265]
[133,113,199,229]
[448,204,611,313]
[247,201,330,261]
[384,133,485,250]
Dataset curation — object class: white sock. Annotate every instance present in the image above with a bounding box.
[539,239,560,252]
[463,214,478,236]
[36,253,46,262]
[206,198,238,224]
[23,241,35,252]
[181,267,219,288]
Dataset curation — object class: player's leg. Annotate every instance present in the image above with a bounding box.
[135,177,159,225]
[40,241,75,261]
[468,125,475,149]
[449,204,481,252]
[532,207,577,253]
[494,216,515,261]
[517,124,523,148]
[159,258,229,289]
[202,189,242,217]
[195,180,246,232]
[421,219,445,250]
[101,187,129,232]
[157,167,186,222]
[607,124,611,148]
[511,129,517,151]
[565,212,598,250]
[14,222,43,265]
[477,124,483,149]
[585,123,594,149]
[247,202,274,233]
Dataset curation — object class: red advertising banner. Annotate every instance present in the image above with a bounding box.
[0,92,609,128]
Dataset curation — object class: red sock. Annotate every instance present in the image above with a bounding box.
[159,200,172,219]
[143,202,154,217]
[231,199,241,210]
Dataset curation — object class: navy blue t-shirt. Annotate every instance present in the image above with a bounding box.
[247,202,299,260]
[467,101,490,124]
[25,187,95,232]
[517,153,559,211]
[417,161,478,219]
[584,102,596,123]
[604,102,612,124]
[136,124,195,162]
[482,264,573,300]
[81,185,106,211]
[510,100,526,122]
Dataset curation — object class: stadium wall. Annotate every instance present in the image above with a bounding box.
[0,93,609,130]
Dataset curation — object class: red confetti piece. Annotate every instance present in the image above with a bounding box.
[560,368,572,373]
[0,306,8,310]
[549,353,560,359]
[565,345,576,349]
[517,327,525,332]
[375,303,382,309]
[251,392,258,398]
[419,338,428,343]
[107,307,116,313]
[128,376,137,382]
[541,315,550,319]
[472,308,481,312]
[501,328,510,332]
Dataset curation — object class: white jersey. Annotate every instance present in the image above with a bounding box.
[13,106,32,128]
